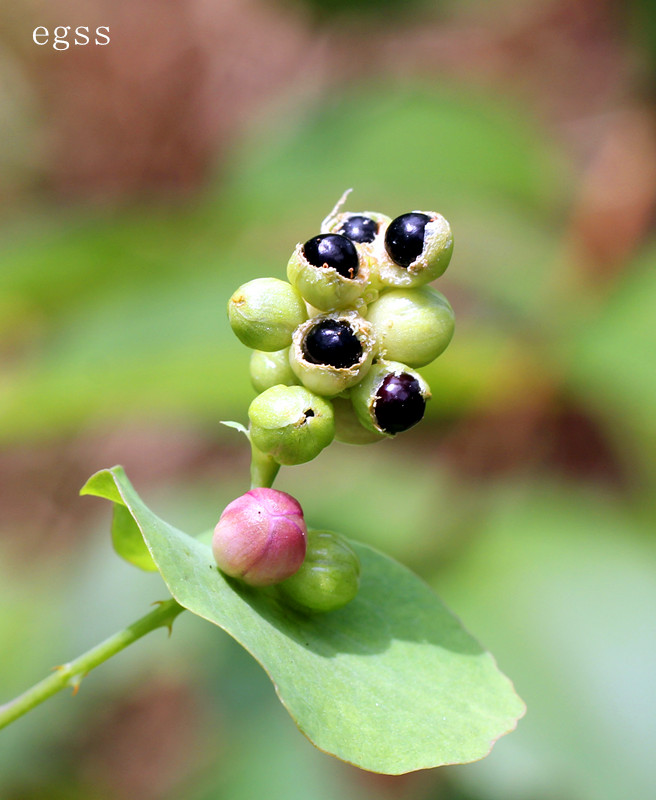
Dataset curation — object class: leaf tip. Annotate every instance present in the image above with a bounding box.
[79,465,126,503]
[220,420,249,438]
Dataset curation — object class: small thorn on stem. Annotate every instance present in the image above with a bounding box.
[151,600,179,636]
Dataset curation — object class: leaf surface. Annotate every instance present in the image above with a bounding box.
[81,466,524,773]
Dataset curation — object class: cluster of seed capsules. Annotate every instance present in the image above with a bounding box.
[228,201,455,466]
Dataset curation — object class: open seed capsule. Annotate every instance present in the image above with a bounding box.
[228,277,307,351]
[287,233,371,312]
[276,529,361,613]
[322,209,391,246]
[366,286,454,367]
[371,211,453,289]
[350,360,431,436]
[248,384,335,465]
[289,311,377,397]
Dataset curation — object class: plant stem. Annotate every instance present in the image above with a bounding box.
[0,598,184,731]
[250,440,280,489]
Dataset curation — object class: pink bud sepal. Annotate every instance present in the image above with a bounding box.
[212,489,307,586]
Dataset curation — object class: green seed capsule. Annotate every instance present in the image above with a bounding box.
[366,287,454,367]
[332,397,385,445]
[350,360,431,436]
[370,211,453,289]
[228,278,307,351]
[289,311,377,397]
[248,384,335,465]
[276,529,361,613]
[250,348,299,393]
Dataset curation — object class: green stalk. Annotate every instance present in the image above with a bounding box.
[0,598,184,731]
[250,440,280,489]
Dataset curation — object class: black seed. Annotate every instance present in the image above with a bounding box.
[303,233,359,279]
[384,212,431,268]
[373,373,425,434]
[304,408,315,418]
[302,319,363,369]
[338,215,378,244]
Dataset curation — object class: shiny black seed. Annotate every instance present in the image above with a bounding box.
[384,212,431,268]
[338,215,378,244]
[303,233,359,279]
[373,373,425,434]
[302,319,363,369]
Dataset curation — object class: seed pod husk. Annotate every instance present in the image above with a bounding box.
[289,311,377,397]
[287,237,372,312]
[371,211,453,289]
[322,209,391,246]
[350,360,431,436]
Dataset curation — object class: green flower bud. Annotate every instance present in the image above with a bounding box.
[286,237,372,312]
[250,348,299,393]
[351,360,431,436]
[248,384,335,465]
[228,278,307,351]
[332,396,385,445]
[366,287,454,367]
[276,529,361,613]
[371,211,453,289]
[289,311,377,397]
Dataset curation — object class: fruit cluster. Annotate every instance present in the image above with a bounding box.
[217,198,454,612]
[228,198,455,464]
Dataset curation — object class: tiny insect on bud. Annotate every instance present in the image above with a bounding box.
[212,488,307,586]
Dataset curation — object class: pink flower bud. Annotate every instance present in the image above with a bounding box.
[212,488,307,586]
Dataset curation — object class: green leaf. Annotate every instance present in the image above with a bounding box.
[111,503,158,572]
[80,468,157,571]
[81,466,524,774]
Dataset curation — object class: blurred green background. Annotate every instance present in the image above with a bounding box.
[1,0,655,798]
